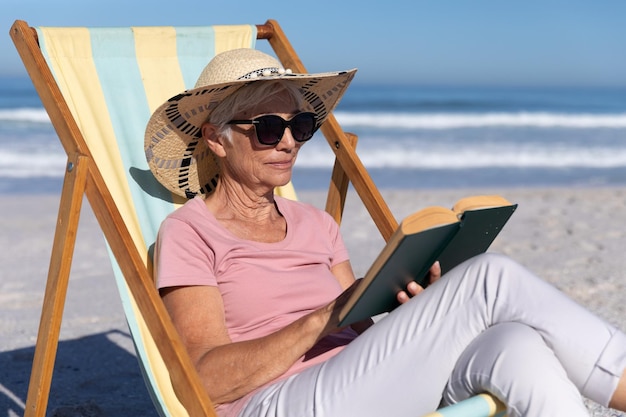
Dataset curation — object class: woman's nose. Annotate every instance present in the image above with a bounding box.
[275,127,297,150]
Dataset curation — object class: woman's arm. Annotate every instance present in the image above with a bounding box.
[330,260,374,334]
[161,263,361,405]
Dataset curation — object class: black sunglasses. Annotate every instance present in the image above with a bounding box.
[226,112,318,146]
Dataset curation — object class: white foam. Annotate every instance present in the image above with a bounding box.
[0,150,66,178]
[2,109,626,178]
[335,111,626,129]
[0,108,50,123]
[3,108,626,129]
[298,143,626,169]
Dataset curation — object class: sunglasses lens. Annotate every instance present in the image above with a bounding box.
[254,115,282,145]
[290,113,316,142]
[254,113,318,146]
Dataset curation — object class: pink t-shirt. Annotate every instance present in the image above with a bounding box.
[155,196,357,416]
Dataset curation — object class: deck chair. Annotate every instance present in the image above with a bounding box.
[10,19,506,417]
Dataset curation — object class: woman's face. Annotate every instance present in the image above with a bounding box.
[219,90,306,192]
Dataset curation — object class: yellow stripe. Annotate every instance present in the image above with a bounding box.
[418,411,443,417]
[133,26,185,209]
[484,393,497,414]
[213,24,256,54]
[275,182,298,200]
[133,27,186,114]
[480,393,507,416]
[40,27,148,256]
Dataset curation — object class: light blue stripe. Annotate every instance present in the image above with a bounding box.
[174,26,257,89]
[88,27,174,417]
[175,26,217,89]
[109,257,170,417]
[436,395,498,417]
[89,27,175,244]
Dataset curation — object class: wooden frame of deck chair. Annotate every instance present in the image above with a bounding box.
[10,18,506,417]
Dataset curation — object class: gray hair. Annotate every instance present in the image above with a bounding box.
[208,81,305,142]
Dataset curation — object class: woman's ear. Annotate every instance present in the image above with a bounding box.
[202,123,227,157]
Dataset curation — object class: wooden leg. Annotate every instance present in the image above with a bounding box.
[325,132,358,225]
[24,156,88,417]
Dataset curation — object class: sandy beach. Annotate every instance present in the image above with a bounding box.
[2,186,626,416]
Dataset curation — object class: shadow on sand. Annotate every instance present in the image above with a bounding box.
[0,330,158,417]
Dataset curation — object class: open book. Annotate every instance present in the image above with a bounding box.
[338,195,517,327]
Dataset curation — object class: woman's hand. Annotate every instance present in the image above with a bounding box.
[317,279,363,336]
[396,261,441,304]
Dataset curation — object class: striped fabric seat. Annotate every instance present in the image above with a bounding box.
[15,20,507,417]
[36,24,280,417]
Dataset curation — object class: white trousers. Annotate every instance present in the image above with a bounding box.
[238,253,626,417]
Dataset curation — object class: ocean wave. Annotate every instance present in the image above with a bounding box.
[0,150,66,178]
[2,107,626,130]
[0,108,50,123]
[335,111,626,129]
[297,145,626,169]
[2,145,626,179]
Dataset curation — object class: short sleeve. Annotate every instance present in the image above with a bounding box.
[322,210,350,267]
[154,216,217,289]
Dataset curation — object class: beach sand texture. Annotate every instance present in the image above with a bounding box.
[1,187,626,416]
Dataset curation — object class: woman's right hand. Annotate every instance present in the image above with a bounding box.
[316,279,363,337]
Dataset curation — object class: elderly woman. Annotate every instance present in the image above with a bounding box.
[144,48,626,417]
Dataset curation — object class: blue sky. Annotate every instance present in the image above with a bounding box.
[2,0,625,87]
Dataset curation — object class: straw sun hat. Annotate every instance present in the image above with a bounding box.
[145,48,356,198]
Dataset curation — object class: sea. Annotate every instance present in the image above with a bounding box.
[1,76,626,194]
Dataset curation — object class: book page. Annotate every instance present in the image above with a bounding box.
[401,206,459,235]
[452,195,512,215]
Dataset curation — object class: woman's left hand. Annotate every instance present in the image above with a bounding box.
[396,261,441,304]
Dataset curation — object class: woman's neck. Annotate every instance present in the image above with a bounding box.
[203,181,287,243]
